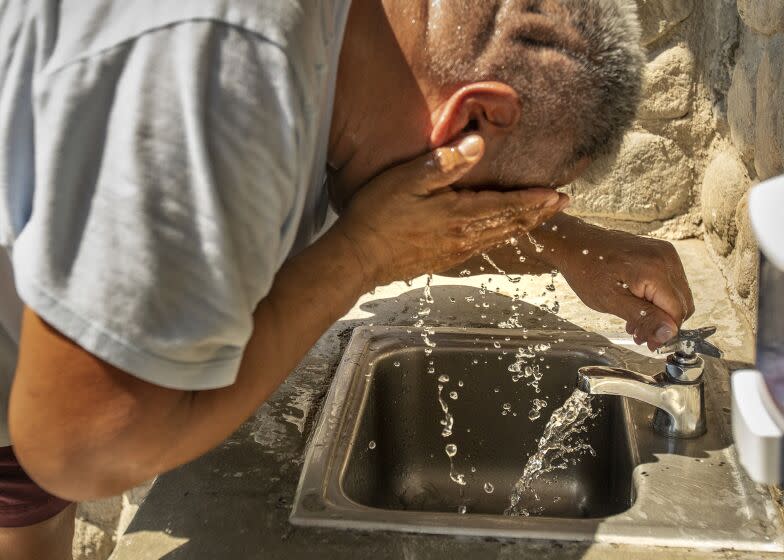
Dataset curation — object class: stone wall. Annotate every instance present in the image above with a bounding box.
[568,0,783,323]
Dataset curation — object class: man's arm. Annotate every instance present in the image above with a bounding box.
[445,212,695,350]
[9,136,569,501]
[10,225,368,500]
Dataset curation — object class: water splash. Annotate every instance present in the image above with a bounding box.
[527,233,545,253]
[437,384,454,437]
[445,443,466,486]
[481,252,522,284]
[506,390,598,516]
[528,398,548,421]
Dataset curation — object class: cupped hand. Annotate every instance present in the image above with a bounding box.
[333,135,570,290]
[556,226,695,350]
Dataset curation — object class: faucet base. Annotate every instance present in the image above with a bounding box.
[653,408,706,438]
[652,380,707,439]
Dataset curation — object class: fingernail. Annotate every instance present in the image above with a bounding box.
[655,324,674,344]
[458,135,483,162]
[544,194,561,207]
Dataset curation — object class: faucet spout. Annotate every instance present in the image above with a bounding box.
[578,365,706,438]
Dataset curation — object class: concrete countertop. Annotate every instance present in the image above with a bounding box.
[110,240,781,560]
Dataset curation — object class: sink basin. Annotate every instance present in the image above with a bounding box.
[291,326,784,551]
[342,344,633,518]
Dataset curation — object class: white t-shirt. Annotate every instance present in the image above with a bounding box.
[0,0,350,445]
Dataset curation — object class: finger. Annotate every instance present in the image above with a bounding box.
[451,189,566,223]
[628,277,689,327]
[377,135,486,197]
[611,292,679,350]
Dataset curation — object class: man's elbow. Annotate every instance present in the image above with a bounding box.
[9,414,140,502]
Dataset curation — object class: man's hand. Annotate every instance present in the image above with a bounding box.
[333,135,570,289]
[552,219,694,350]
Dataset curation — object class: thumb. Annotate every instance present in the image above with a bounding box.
[379,135,486,196]
[613,292,679,351]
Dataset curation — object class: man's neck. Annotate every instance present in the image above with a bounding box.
[328,0,435,207]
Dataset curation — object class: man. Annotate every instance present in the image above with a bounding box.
[0,0,693,557]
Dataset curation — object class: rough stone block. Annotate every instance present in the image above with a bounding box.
[701,149,751,256]
[569,131,692,222]
[727,30,765,163]
[639,45,695,120]
[738,0,784,36]
[754,34,784,180]
[731,191,759,300]
[636,0,695,46]
[78,497,122,532]
[73,519,115,560]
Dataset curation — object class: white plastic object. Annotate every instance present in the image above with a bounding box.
[749,176,784,270]
[732,369,784,484]
[732,174,784,484]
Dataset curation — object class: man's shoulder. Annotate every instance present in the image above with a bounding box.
[44,0,338,74]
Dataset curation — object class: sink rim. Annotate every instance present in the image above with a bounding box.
[291,326,784,552]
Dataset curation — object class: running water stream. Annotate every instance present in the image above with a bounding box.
[506,390,597,516]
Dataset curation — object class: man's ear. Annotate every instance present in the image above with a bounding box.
[429,82,521,148]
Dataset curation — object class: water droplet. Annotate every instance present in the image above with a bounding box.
[457,505,467,514]
[493,341,501,349]
[640,310,647,317]
[368,440,376,450]
[458,380,464,387]
[445,443,457,457]
[393,361,400,367]
[551,225,558,231]
[527,233,545,253]
[438,374,450,383]
[503,403,512,411]
[427,367,436,374]
[459,269,472,277]
[484,482,495,494]
[449,391,459,400]
[582,249,589,255]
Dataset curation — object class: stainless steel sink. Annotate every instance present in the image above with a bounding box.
[291,327,784,551]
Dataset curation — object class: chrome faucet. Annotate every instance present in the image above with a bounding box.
[577,327,722,438]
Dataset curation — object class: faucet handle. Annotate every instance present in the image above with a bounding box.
[658,326,723,359]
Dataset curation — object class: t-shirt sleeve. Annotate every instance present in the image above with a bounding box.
[12,22,304,390]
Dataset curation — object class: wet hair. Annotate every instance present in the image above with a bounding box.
[425,0,644,183]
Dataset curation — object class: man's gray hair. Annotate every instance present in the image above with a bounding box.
[425,0,644,183]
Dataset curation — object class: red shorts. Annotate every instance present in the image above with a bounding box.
[0,446,71,527]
